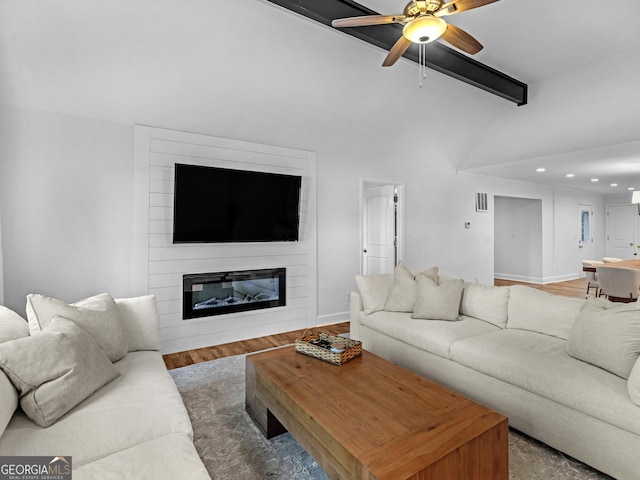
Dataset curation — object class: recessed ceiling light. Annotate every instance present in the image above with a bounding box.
[536,168,546,173]
[590,178,599,182]
[565,173,575,178]
[610,183,618,187]
[629,187,636,191]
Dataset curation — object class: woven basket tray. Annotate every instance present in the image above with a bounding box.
[295,332,362,365]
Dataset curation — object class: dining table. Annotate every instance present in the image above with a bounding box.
[582,259,640,273]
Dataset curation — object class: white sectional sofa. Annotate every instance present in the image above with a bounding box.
[350,263,640,480]
[0,293,210,480]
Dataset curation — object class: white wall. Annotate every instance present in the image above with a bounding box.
[606,193,636,205]
[0,105,608,349]
[0,106,134,315]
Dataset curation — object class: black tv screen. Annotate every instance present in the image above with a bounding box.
[173,163,302,243]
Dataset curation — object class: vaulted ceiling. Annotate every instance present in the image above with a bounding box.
[1,0,639,194]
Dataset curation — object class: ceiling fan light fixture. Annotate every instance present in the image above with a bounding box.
[402,15,447,44]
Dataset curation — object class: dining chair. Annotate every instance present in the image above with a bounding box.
[582,260,603,297]
[602,257,623,263]
[596,266,640,302]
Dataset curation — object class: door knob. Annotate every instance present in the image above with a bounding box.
[363,249,367,253]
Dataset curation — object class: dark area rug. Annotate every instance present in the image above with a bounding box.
[170,353,612,480]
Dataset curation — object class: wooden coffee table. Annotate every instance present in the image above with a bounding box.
[246,346,508,480]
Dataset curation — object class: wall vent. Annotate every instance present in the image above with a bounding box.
[476,192,488,212]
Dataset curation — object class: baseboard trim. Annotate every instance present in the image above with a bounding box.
[316,312,349,325]
[495,274,544,284]
[495,273,581,285]
[549,273,581,283]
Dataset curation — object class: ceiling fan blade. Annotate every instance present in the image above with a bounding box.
[441,23,483,54]
[332,15,406,28]
[382,36,413,67]
[435,0,499,17]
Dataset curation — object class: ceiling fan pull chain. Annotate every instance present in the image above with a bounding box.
[423,44,428,81]
[418,43,428,88]
[419,43,423,87]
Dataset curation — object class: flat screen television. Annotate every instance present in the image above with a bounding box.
[173,163,302,243]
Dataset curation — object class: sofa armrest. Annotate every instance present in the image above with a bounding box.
[349,291,364,341]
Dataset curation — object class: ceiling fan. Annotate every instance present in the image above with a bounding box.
[331,0,499,67]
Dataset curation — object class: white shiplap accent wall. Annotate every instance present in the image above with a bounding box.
[133,126,317,354]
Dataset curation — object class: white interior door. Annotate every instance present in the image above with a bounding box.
[577,204,594,267]
[606,204,636,259]
[362,185,396,275]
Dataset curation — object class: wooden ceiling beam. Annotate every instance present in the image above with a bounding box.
[267,0,528,105]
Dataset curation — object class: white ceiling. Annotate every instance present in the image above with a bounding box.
[358,0,640,195]
[1,0,639,196]
[361,0,639,82]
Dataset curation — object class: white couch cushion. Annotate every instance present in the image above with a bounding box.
[115,295,161,352]
[0,351,193,466]
[507,285,584,339]
[0,306,28,437]
[629,358,640,407]
[412,276,463,321]
[567,299,640,379]
[26,292,128,362]
[0,316,120,427]
[460,283,510,328]
[360,311,500,359]
[355,274,393,314]
[73,433,210,480]
[450,329,640,435]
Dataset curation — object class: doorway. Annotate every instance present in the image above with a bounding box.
[577,204,594,267]
[494,196,543,282]
[360,180,405,275]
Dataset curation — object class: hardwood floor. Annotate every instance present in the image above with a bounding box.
[494,277,587,299]
[163,277,587,370]
[163,322,350,370]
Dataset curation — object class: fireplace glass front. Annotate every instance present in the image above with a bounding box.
[183,268,286,319]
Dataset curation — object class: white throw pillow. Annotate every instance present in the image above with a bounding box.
[412,276,464,321]
[0,305,29,436]
[0,316,120,427]
[115,295,161,352]
[567,298,640,379]
[385,263,439,313]
[628,358,640,406]
[460,283,510,328]
[0,305,29,344]
[385,262,418,312]
[355,274,394,315]
[0,370,17,438]
[26,292,128,362]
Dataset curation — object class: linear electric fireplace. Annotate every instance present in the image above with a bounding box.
[183,268,286,319]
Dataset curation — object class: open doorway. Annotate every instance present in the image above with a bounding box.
[494,196,543,283]
[360,179,405,275]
